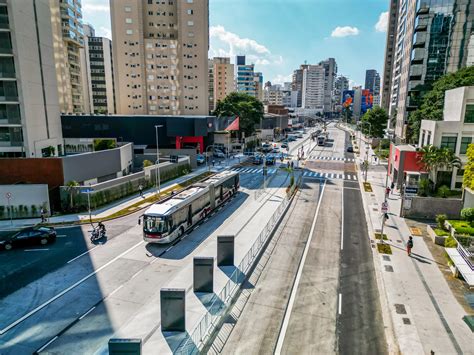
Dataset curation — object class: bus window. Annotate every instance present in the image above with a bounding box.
[144,216,168,233]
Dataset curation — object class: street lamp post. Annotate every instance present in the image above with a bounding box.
[155,125,163,195]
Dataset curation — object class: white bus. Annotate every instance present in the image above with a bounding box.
[142,171,240,243]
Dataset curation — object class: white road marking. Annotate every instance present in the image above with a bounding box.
[338,293,342,315]
[275,181,327,355]
[24,249,49,252]
[78,306,96,320]
[67,246,99,264]
[107,285,124,298]
[36,336,58,353]
[56,234,67,238]
[341,184,344,251]
[0,240,144,335]
[131,269,144,279]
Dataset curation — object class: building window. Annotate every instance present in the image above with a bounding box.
[125,6,132,12]
[187,0,193,3]
[187,9,193,15]
[188,32,194,37]
[187,20,194,26]
[465,105,474,123]
[440,136,457,152]
[126,29,133,35]
[126,18,133,24]
[460,137,472,154]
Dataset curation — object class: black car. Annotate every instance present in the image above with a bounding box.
[0,226,57,251]
[347,146,354,153]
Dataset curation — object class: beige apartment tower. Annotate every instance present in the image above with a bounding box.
[110,0,209,115]
[210,57,234,111]
[50,0,85,113]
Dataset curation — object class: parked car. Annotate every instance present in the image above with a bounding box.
[265,154,276,165]
[347,146,354,153]
[213,150,225,158]
[287,136,296,142]
[253,155,263,165]
[281,143,289,149]
[196,154,205,164]
[271,148,280,154]
[0,226,56,251]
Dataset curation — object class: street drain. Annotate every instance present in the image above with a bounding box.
[384,265,394,272]
[402,318,411,325]
[395,304,407,314]
[382,255,391,261]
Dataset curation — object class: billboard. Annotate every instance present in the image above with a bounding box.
[342,90,354,109]
[361,89,373,114]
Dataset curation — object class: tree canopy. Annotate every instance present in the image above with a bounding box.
[213,92,264,136]
[418,145,462,187]
[408,66,474,142]
[360,107,389,138]
[463,144,474,190]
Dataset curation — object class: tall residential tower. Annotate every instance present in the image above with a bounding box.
[110,0,209,115]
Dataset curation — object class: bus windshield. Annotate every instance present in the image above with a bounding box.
[144,215,168,233]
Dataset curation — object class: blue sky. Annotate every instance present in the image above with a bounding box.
[82,0,389,86]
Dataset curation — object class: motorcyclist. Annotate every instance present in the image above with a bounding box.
[98,221,106,236]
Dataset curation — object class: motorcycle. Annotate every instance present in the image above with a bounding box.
[90,227,106,242]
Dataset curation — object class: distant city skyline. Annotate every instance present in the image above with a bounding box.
[82,0,388,87]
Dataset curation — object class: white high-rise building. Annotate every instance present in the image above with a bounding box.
[0,0,63,157]
[301,65,325,111]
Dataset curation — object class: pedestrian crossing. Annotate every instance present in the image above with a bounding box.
[309,156,355,162]
[303,171,358,181]
[230,166,358,181]
[230,167,278,174]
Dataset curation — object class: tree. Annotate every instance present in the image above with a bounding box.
[360,107,389,138]
[408,66,474,142]
[65,180,79,210]
[143,159,153,168]
[463,144,474,190]
[418,145,462,187]
[94,139,116,151]
[213,92,264,137]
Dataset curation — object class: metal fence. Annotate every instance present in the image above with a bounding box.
[175,193,292,354]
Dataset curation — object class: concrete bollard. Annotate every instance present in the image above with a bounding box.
[193,257,214,293]
[160,288,186,332]
[108,338,142,354]
[217,235,235,266]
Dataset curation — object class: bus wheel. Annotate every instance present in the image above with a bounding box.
[178,227,184,238]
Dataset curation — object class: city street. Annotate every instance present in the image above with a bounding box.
[217,125,387,354]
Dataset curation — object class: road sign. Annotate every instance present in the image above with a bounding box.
[381,202,388,213]
[81,188,94,194]
[405,187,418,195]
[5,192,12,199]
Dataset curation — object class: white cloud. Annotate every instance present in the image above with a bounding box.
[272,74,293,85]
[82,3,109,13]
[331,26,360,38]
[375,12,389,32]
[210,25,270,55]
[97,26,112,40]
[209,25,283,70]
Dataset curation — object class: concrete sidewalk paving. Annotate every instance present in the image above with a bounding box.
[360,163,473,354]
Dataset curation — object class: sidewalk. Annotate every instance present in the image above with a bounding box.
[357,144,473,353]
[0,165,212,231]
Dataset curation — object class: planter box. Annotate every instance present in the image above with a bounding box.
[427,224,448,246]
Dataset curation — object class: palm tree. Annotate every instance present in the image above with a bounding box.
[65,180,79,210]
[418,145,462,188]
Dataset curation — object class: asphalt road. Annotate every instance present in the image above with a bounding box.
[219,124,387,354]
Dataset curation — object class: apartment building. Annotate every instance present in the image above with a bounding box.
[110,0,209,115]
[381,0,399,112]
[333,75,349,112]
[254,72,263,101]
[50,0,85,113]
[301,65,325,110]
[388,0,474,141]
[0,0,63,157]
[365,69,380,96]
[263,84,284,105]
[235,55,257,97]
[319,58,337,113]
[209,57,234,111]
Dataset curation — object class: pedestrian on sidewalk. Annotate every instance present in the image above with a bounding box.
[212,159,215,167]
[385,186,391,199]
[390,181,395,191]
[407,236,414,256]
[138,184,143,197]
[40,207,46,223]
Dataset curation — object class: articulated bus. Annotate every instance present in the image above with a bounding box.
[142,171,240,244]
